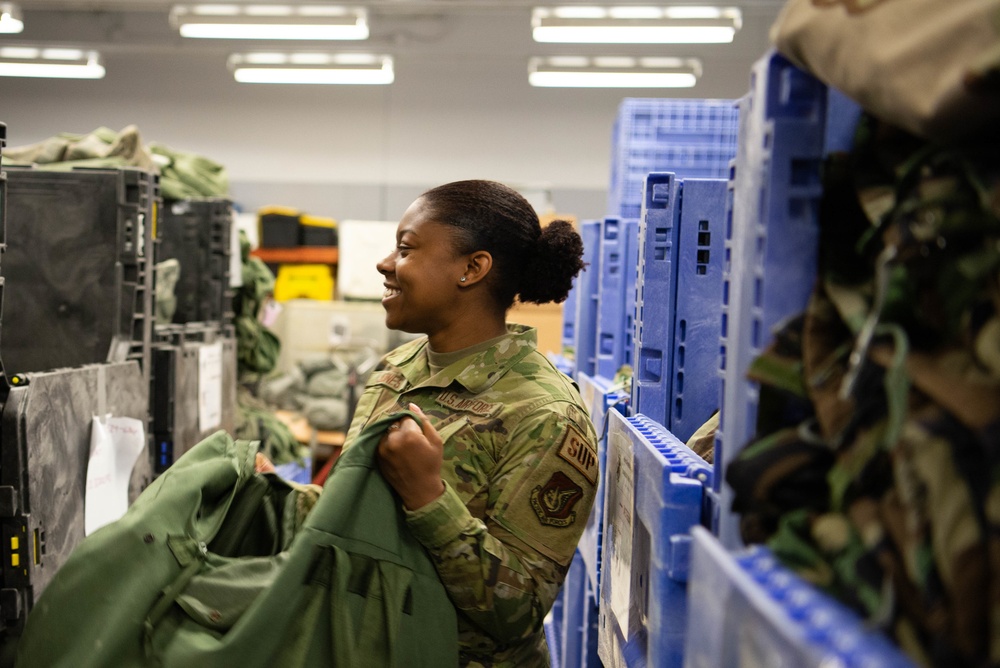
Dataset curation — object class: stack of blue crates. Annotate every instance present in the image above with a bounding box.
[598,411,712,668]
[595,217,639,380]
[608,98,739,219]
[631,173,727,444]
[576,372,629,598]
[572,220,602,380]
[714,51,862,549]
[559,48,921,668]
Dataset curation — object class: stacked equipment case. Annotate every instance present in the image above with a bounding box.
[0,163,158,637]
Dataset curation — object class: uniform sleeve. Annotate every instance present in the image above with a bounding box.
[404,405,599,644]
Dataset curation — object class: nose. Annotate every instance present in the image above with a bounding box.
[376,251,394,276]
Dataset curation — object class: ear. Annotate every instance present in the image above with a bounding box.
[459,250,493,287]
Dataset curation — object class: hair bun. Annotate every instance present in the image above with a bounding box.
[517,219,586,305]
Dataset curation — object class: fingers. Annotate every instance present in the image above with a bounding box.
[408,403,442,446]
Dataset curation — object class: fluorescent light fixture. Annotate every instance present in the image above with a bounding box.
[528,56,701,88]
[228,52,393,84]
[532,6,741,44]
[171,5,368,40]
[0,2,22,34]
[0,47,105,79]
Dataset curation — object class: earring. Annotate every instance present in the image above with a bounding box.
[460,277,467,282]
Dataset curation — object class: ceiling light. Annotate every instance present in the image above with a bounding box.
[0,47,105,79]
[171,5,368,40]
[528,56,701,88]
[532,6,741,44]
[228,52,393,84]
[0,3,23,34]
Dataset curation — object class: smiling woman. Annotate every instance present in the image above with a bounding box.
[342,179,597,667]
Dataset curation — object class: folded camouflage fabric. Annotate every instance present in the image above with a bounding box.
[727,114,1000,667]
[4,125,228,200]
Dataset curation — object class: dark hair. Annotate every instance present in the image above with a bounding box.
[419,180,586,310]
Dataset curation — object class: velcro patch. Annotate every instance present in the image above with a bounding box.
[557,425,598,484]
[370,370,407,392]
[435,391,502,418]
[530,471,584,527]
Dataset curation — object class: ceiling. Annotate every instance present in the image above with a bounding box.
[11,1,787,96]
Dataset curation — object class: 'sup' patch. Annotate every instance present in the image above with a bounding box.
[557,424,598,484]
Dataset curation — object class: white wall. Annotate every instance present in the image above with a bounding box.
[1,5,779,220]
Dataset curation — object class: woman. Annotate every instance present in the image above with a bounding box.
[341,179,599,667]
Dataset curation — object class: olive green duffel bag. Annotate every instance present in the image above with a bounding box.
[15,411,457,667]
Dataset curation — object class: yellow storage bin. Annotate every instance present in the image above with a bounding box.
[273,264,335,302]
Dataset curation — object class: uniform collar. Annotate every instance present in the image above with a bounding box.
[384,324,538,393]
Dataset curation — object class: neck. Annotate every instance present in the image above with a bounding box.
[427,318,508,353]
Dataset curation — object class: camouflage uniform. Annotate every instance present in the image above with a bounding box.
[727,115,1000,667]
[343,324,599,667]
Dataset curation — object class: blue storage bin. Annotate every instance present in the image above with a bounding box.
[559,551,602,668]
[598,411,712,668]
[574,220,602,379]
[684,526,916,668]
[562,262,580,353]
[544,589,564,668]
[577,372,629,594]
[632,173,727,441]
[595,217,639,380]
[609,98,739,219]
[274,457,312,485]
[716,51,862,548]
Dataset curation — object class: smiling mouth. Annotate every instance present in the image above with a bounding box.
[383,287,400,299]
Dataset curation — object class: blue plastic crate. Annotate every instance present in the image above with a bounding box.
[559,551,602,668]
[577,372,629,593]
[598,411,712,668]
[574,220,602,379]
[545,589,564,668]
[716,51,862,549]
[609,98,739,219]
[595,217,639,380]
[684,527,915,668]
[562,264,580,353]
[632,174,726,441]
[274,457,312,485]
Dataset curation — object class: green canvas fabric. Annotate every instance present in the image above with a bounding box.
[14,412,459,668]
[3,126,229,200]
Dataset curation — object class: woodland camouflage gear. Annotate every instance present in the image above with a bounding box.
[343,324,598,667]
[727,114,1000,667]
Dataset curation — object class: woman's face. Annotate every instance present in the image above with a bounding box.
[376,196,469,335]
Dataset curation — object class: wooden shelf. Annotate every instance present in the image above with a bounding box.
[251,246,339,264]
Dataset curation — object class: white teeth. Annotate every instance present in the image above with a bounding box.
[383,288,400,298]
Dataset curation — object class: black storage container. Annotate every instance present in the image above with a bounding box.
[0,361,151,633]
[150,322,237,473]
[2,167,157,386]
[157,197,234,325]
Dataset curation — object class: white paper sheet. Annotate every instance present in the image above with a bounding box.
[199,340,224,433]
[85,415,146,536]
[606,426,636,638]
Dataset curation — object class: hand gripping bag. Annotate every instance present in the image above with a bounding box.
[14,411,458,667]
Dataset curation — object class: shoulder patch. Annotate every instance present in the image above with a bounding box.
[557,424,598,484]
[370,370,407,392]
[435,390,502,417]
[530,471,584,527]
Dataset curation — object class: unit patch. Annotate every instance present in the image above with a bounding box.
[435,391,502,417]
[530,471,584,527]
[557,425,598,484]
